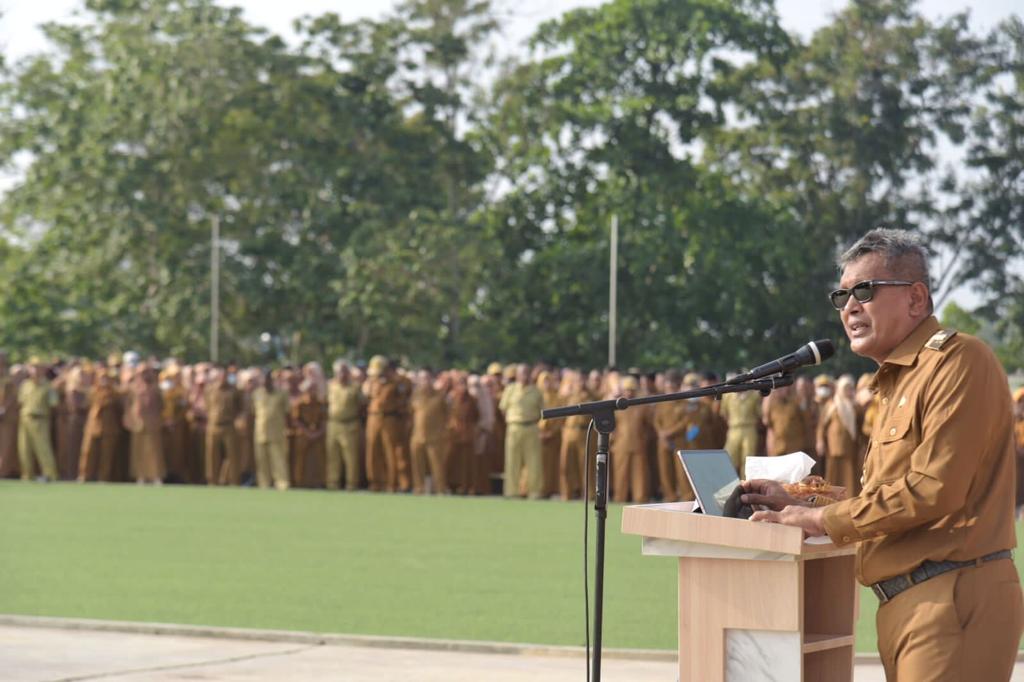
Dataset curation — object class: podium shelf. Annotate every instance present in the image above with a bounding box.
[802,634,855,654]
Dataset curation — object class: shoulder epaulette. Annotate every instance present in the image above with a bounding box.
[925,328,957,351]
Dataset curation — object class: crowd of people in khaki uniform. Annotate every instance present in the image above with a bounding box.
[2,349,1023,508]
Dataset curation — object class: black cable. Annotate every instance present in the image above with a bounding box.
[583,418,594,682]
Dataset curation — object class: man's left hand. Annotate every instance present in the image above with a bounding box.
[750,505,828,538]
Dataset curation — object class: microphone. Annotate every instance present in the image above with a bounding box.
[725,339,834,384]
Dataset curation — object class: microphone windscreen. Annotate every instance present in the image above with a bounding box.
[810,339,835,363]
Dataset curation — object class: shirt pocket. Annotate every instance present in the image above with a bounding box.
[872,413,916,480]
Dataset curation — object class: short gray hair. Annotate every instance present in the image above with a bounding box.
[838,228,931,290]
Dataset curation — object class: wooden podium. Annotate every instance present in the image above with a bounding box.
[621,503,857,682]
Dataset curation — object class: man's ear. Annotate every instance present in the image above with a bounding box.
[909,282,931,317]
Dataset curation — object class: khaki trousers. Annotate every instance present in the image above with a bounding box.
[365,415,407,492]
[877,558,1022,681]
[254,436,289,490]
[724,425,759,476]
[656,442,694,502]
[18,417,57,480]
[326,421,361,490]
[411,437,447,494]
[130,428,165,481]
[79,431,120,482]
[559,427,595,500]
[504,423,542,499]
[205,426,239,485]
[612,446,649,503]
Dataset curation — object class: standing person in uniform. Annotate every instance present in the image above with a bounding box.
[252,369,290,490]
[78,368,123,482]
[498,364,544,499]
[816,374,862,495]
[447,372,479,494]
[611,376,651,503]
[205,367,242,485]
[558,370,593,500]
[468,373,493,494]
[291,375,327,488]
[720,386,762,476]
[17,358,59,481]
[762,383,808,456]
[653,370,688,501]
[364,356,409,493]
[745,228,1023,681]
[58,364,89,480]
[160,364,190,483]
[125,366,165,485]
[537,371,562,499]
[326,360,364,491]
[410,368,449,494]
[0,352,20,479]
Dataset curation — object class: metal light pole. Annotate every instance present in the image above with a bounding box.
[608,214,618,368]
[210,215,220,363]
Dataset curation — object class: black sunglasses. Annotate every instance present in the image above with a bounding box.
[829,280,913,310]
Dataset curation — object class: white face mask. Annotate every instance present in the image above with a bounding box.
[160,380,173,391]
[815,386,832,398]
[227,373,237,386]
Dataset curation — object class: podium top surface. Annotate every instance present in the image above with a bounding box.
[621,502,856,558]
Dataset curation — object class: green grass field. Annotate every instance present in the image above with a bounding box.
[0,481,1020,653]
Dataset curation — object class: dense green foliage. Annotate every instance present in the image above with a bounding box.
[0,0,1021,371]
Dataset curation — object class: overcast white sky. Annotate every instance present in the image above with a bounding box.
[1,0,1020,312]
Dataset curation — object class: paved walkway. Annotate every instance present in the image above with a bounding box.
[2,621,1022,681]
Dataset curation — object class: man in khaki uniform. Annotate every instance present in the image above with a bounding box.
[364,356,410,492]
[327,360,364,491]
[499,364,544,499]
[537,371,562,498]
[762,383,808,455]
[653,370,690,501]
[0,352,19,478]
[611,376,651,503]
[559,371,595,500]
[720,387,762,475]
[410,368,448,494]
[252,370,290,490]
[78,368,123,481]
[18,358,59,480]
[746,229,1023,681]
[205,367,243,485]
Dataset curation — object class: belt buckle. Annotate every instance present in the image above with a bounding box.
[871,583,890,604]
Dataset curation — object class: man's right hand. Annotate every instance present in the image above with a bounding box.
[740,479,802,511]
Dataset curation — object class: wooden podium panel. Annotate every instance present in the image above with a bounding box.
[622,503,857,682]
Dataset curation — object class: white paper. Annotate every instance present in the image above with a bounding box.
[743,452,816,484]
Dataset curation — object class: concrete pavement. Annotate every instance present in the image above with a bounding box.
[1,619,1022,681]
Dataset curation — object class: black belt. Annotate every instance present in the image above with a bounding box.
[508,420,539,426]
[871,550,1012,604]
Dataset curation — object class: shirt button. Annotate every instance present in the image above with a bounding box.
[889,427,897,436]
[843,536,851,543]
[881,397,889,406]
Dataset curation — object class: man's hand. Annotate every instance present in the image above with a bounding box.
[739,479,801,511]
[750,505,828,538]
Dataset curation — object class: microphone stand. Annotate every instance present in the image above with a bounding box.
[542,373,796,682]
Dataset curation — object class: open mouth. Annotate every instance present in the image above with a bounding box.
[848,321,869,337]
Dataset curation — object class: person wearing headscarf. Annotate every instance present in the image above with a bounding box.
[816,374,862,495]
[125,366,165,485]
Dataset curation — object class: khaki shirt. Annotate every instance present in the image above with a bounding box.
[18,379,56,420]
[367,377,409,416]
[499,383,543,424]
[206,385,242,428]
[252,388,288,443]
[539,389,563,440]
[823,316,1018,585]
[411,385,448,443]
[764,395,807,455]
[328,381,364,422]
[720,391,762,428]
[614,403,652,453]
